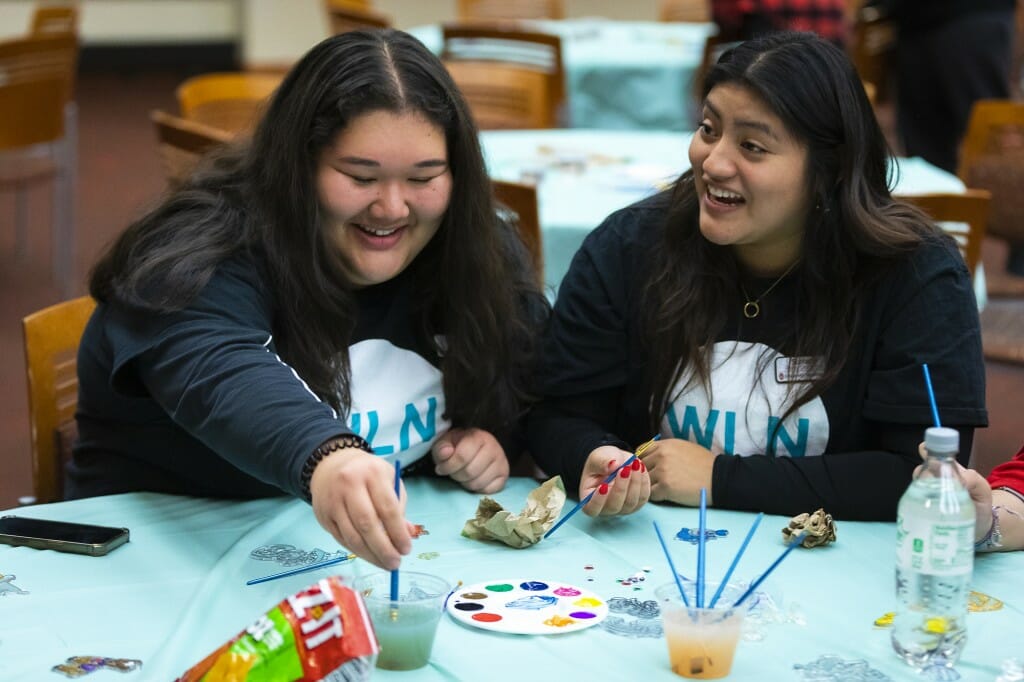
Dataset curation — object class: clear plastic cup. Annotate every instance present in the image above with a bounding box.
[656,582,746,679]
[353,571,451,671]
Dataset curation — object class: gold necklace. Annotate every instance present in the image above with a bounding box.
[739,260,799,319]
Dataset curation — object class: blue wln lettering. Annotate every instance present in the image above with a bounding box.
[348,396,438,455]
[666,405,808,457]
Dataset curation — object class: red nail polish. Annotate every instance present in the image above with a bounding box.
[631,459,641,471]
[620,467,631,479]
[598,483,609,495]
[640,461,647,473]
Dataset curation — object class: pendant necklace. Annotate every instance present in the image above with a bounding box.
[739,260,799,319]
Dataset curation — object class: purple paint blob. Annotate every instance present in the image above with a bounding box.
[569,611,597,619]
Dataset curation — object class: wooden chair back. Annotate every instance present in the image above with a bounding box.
[175,71,283,134]
[22,295,96,503]
[957,99,1024,246]
[150,109,234,189]
[0,33,77,151]
[325,0,391,33]
[442,23,566,129]
[658,0,710,22]
[898,190,991,277]
[457,0,563,21]
[0,32,79,296]
[493,179,543,285]
[848,5,895,103]
[31,3,78,36]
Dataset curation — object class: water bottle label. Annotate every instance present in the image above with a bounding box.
[896,516,973,575]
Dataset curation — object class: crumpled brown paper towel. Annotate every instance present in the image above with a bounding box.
[461,476,566,548]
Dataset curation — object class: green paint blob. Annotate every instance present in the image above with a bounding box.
[486,583,514,592]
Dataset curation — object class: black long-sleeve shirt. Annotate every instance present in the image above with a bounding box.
[68,253,453,500]
[526,194,987,521]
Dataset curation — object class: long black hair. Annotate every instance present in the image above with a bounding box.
[91,29,546,434]
[642,31,941,434]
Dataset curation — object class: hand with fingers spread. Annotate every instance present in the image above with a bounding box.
[432,427,509,494]
[580,445,650,516]
[309,445,413,571]
[642,438,715,507]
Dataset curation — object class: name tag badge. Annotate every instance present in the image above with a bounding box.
[775,356,824,384]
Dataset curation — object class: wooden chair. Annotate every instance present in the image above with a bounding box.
[658,0,710,23]
[0,32,79,297]
[22,295,96,504]
[441,23,566,129]
[957,99,1024,297]
[898,190,991,278]
[324,0,391,33]
[30,3,78,36]
[457,0,564,21]
[847,4,895,104]
[150,109,234,189]
[175,71,283,135]
[493,179,543,286]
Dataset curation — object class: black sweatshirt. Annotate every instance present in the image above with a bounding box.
[526,194,988,521]
[68,253,452,500]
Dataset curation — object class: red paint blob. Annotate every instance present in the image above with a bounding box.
[472,612,503,623]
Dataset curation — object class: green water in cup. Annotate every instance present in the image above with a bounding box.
[355,571,450,671]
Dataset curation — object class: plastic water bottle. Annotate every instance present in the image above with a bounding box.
[892,427,975,675]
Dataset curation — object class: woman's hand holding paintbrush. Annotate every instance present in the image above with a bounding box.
[310,448,414,571]
[578,435,659,517]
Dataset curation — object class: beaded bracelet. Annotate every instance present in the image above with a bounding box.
[300,435,373,502]
[974,506,1002,552]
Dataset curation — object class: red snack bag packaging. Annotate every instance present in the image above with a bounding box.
[176,576,379,681]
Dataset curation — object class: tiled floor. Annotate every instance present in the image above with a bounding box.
[1,73,1022,508]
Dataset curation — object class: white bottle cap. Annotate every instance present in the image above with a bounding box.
[924,426,959,453]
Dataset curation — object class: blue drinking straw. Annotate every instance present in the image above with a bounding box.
[246,553,356,586]
[733,532,804,607]
[390,460,401,608]
[696,488,707,608]
[544,435,661,540]
[654,520,690,607]
[709,513,763,608]
[921,363,941,427]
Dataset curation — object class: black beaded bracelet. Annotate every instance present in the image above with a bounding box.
[300,435,373,502]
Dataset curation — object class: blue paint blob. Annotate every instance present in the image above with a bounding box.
[520,581,549,591]
[505,595,558,610]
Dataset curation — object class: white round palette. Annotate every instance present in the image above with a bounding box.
[446,578,608,635]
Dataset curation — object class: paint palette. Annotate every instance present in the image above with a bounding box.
[446,579,608,635]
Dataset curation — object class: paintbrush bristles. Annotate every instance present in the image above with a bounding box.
[635,434,661,460]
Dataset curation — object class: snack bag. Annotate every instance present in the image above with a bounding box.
[177,576,378,681]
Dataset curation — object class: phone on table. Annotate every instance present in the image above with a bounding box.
[0,515,129,556]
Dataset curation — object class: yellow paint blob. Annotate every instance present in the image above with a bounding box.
[573,597,602,607]
[543,615,575,627]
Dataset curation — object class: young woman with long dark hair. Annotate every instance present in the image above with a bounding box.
[527,32,986,521]
[71,30,547,569]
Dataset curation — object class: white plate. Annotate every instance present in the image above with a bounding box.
[446,578,608,635]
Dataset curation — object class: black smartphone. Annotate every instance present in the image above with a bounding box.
[0,515,129,556]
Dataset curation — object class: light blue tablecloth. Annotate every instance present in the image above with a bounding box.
[477,129,982,305]
[0,478,1019,680]
[411,19,716,131]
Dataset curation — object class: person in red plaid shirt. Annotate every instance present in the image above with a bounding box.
[710,0,849,47]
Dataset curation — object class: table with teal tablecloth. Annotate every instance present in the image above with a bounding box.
[410,19,716,131]
[477,129,983,305]
[0,478,1019,680]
